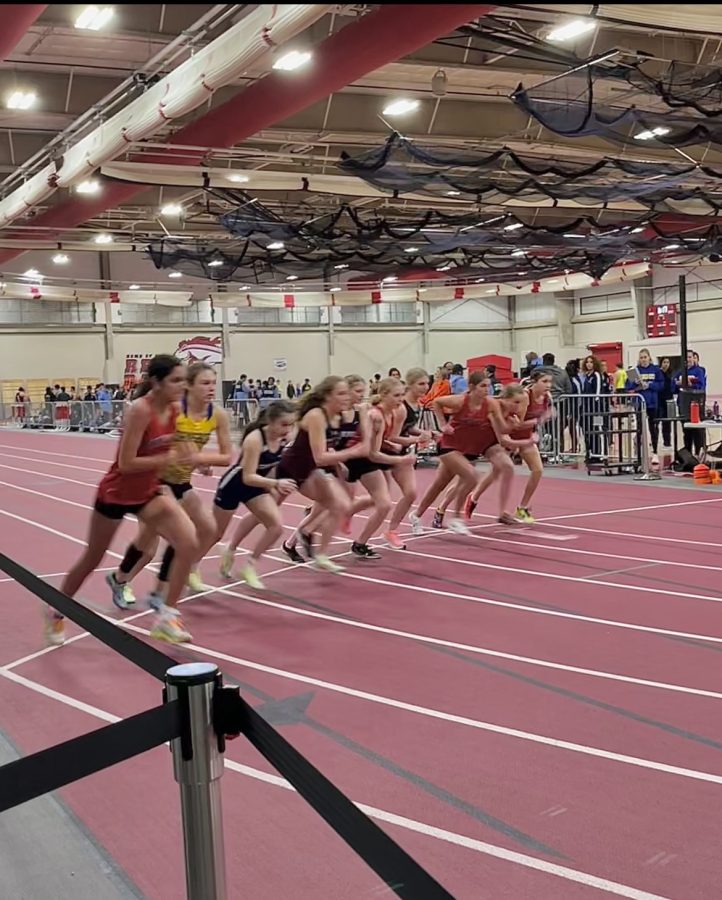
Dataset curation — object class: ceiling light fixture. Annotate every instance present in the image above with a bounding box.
[272,49,312,72]
[445,190,461,196]
[511,249,526,257]
[330,286,341,292]
[663,243,680,250]
[563,233,585,239]
[334,263,349,270]
[631,226,645,233]
[503,222,524,232]
[75,6,114,30]
[634,126,670,141]
[229,174,249,183]
[286,275,298,281]
[267,241,284,250]
[405,246,420,253]
[94,233,112,244]
[436,264,452,272]
[160,203,183,216]
[547,18,596,42]
[129,284,140,290]
[168,271,182,278]
[239,285,250,290]
[208,259,224,268]
[76,179,100,194]
[6,91,36,110]
[23,268,41,279]
[52,253,69,265]
[382,98,420,116]
[382,275,397,283]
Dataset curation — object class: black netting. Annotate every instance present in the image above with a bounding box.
[337,133,722,213]
[602,59,722,117]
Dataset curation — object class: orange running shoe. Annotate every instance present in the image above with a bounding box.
[384,530,406,550]
[464,494,478,520]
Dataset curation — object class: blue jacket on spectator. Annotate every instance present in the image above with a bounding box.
[673,365,707,393]
[626,364,663,411]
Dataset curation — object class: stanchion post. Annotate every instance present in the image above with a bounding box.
[166,662,228,900]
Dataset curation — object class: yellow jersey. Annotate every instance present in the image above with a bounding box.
[614,369,627,391]
[163,400,218,485]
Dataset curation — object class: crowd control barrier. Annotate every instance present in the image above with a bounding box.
[0,552,453,899]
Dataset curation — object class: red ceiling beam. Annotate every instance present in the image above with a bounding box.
[0,4,495,265]
[0,5,47,59]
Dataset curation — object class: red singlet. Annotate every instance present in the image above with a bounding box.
[439,393,496,456]
[514,388,551,440]
[96,397,177,506]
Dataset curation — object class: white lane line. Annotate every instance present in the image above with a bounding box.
[199,582,722,700]
[396,543,722,606]
[535,522,722,550]
[0,666,671,900]
[110,619,722,787]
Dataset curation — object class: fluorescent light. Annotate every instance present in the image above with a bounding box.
[547,18,596,42]
[272,49,312,72]
[94,233,112,244]
[634,126,670,141]
[75,6,114,30]
[382,275,397,283]
[382,98,420,116]
[286,275,298,281]
[129,284,140,290]
[631,226,645,234]
[160,203,183,216]
[445,190,461,196]
[330,286,341,292]
[52,253,69,265]
[6,91,36,110]
[405,246,420,253]
[511,250,526,257]
[664,243,680,250]
[168,271,182,278]
[334,263,349,270]
[503,222,523,232]
[23,268,41,279]
[267,241,284,250]
[239,285,250,290]
[76,179,100,195]
[436,264,451,272]
[229,174,249,183]
[418,288,427,293]
[547,279,560,284]
[208,259,224,268]
[563,233,585,239]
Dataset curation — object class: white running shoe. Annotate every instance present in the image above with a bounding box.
[241,562,265,590]
[312,554,345,574]
[408,512,424,536]
[151,609,192,643]
[220,547,235,580]
[44,611,65,647]
[447,517,471,535]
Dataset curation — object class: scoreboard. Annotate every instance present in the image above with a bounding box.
[646,303,678,338]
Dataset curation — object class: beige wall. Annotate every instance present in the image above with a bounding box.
[0,331,106,383]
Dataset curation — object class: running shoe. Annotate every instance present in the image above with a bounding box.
[187,569,211,592]
[447,517,471,535]
[384,530,406,550]
[312,554,345,574]
[219,547,235,579]
[351,542,382,560]
[151,610,192,644]
[409,512,424,535]
[463,495,477,520]
[44,611,65,647]
[106,572,135,610]
[431,509,445,530]
[241,562,265,590]
[299,530,315,560]
[515,507,536,524]
[145,590,164,612]
[498,512,523,526]
[282,540,305,564]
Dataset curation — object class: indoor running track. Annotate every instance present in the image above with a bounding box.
[0,430,721,900]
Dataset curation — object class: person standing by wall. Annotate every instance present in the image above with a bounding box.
[658,357,675,450]
[627,349,663,459]
[674,349,707,458]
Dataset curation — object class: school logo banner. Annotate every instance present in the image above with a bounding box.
[175,335,223,365]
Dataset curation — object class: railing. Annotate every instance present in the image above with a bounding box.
[0,553,454,900]
[1,400,126,432]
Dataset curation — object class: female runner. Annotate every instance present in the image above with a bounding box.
[47,355,199,646]
[105,362,232,611]
[465,370,553,523]
[275,375,369,572]
[200,399,299,589]
[410,378,532,533]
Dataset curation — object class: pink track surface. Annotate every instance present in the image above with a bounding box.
[1,430,722,899]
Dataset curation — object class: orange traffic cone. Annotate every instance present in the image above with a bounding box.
[694,463,712,485]
[710,469,722,486]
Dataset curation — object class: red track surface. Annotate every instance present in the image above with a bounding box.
[1,430,721,899]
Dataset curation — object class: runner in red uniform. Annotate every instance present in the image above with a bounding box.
[465,370,553,524]
[47,355,199,646]
[410,378,534,533]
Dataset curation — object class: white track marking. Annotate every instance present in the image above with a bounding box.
[535,522,722,550]
[105,619,722,786]
[539,497,722,522]
[396,544,722,606]
[0,666,672,900]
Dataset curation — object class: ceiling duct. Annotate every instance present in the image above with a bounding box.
[0,4,494,267]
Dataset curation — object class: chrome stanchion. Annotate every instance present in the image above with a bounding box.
[634,397,661,481]
[166,662,227,900]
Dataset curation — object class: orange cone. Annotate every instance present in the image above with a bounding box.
[694,463,712,485]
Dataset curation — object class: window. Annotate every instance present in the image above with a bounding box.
[578,292,631,316]
[119,304,212,325]
[235,307,322,326]
[339,303,417,325]
[0,299,95,325]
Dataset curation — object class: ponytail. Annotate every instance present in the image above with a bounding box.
[297,375,343,417]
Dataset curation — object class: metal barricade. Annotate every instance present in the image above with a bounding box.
[547,393,647,475]
[224,398,259,431]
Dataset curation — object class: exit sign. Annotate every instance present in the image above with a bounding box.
[646,304,678,338]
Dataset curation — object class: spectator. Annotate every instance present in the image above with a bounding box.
[579,355,607,460]
[112,386,126,401]
[53,384,61,396]
[44,386,55,403]
[388,367,401,379]
[83,385,95,401]
[69,386,77,401]
[286,379,296,400]
[521,351,540,379]
[537,353,572,401]
[449,363,468,394]
[613,362,627,392]
[368,373,381,395]
[421,366,451,408]
[600,360,612,394]
[658,357,675,450]
[56,385,71,402]
[301,378,312,393]
[485,364,500,396]
[627,348,663,456]
[674,349,707,457]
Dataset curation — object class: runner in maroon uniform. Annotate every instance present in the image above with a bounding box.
[47,355,199,646]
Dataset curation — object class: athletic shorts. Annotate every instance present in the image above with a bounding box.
[94,496,155,521]
[161,481,193,501]
[345,457,390,483]
[214,467,268,511]
[437,446,479,464]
